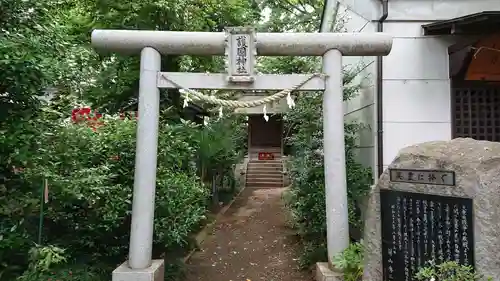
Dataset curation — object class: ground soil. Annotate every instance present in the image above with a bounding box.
[184,187,314,281]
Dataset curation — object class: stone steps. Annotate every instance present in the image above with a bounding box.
[245,181,284,188]
[247,162,282,166]
[248,164,282,170]
[246,176,283,182]
[246,159,283,188]
[245,170,282,175]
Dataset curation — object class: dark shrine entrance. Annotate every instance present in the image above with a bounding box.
[449,32,500,141]
[247,114,283,159]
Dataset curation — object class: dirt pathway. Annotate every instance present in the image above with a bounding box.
[184,187,313,281]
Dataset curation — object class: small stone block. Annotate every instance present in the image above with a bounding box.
[316,262,343,281]
[112,259,164,281]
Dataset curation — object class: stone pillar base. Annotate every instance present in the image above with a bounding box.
[315,262,343,281]
[112,259,164,281]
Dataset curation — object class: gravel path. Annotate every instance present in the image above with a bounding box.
[184,187,313,281]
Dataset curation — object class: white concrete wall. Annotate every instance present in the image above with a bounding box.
[340,6,379,176]
[380,22,458,171]
[337,0,500,174]
[386,0,500,21]
[337,0,500,21]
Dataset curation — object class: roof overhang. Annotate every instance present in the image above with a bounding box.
[422,11,500,36]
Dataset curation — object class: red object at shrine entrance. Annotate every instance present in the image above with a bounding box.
[258,152,275,160]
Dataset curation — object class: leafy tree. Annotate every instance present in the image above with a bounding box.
[257,0,323,32]
[0,0,92,277]
[72,0,262,112]
[1,0,257,279]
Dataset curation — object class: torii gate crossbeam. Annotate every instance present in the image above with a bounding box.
[91,29,392,281]
[92,30,391,56]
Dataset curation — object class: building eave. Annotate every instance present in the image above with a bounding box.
[422,11,500,36]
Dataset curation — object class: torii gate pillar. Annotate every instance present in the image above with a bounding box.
[91,29,392,280]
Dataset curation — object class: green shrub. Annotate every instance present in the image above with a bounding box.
[197,113,247,183]
[332,242,364,281]
[298,240,328,269]
[21,116,207,263]
[283,87,372,266]
[1,107,246,280]
[415,261,492,281]
[17,245,108,281]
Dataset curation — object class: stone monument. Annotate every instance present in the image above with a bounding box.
[363,138,500,281]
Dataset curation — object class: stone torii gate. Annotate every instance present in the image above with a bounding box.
[91,28,392,281]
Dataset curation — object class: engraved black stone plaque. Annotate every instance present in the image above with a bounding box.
[380,190,474,281]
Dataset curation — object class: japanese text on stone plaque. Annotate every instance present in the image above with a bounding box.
[389,168,455,186]
[380,190,474,281]
[232,35,250,75]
